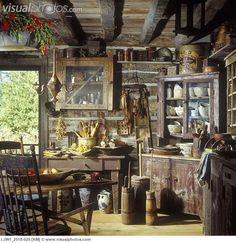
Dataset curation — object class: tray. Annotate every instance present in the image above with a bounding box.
[153,148,180,156]
[9,169,80,185]
[94,145,134,155]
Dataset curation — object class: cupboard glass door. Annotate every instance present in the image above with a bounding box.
[64,65,105,108]
[186,82,210,137]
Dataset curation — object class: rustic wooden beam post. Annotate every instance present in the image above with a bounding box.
[97,0,115,42]
[140,0,173,44]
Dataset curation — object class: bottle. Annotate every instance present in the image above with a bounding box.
[167,84,172,98]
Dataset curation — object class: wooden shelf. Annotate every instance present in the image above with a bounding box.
[189,96,209,100]
[209,40,236,61]
[122,82,156,87]
[169,133,183,138]
[166,97,183,101]
[166,116,183,119]
[117,61,179,64]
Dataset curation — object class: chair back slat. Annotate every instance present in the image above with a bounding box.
[0,137,24,155]
[17,170,31,235]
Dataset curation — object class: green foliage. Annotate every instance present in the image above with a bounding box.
[0,13,54,54]
[0,71,38,141]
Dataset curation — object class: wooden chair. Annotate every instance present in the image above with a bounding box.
[0,137,24,155]
[0,146,71,235]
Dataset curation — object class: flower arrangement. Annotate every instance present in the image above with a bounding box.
[0,12,54,55]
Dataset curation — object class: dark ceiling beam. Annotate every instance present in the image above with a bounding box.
[114,0,125,39]
[191,0,236,42]
[140,0,174,44]
[174,0,228,47]
[97,0,115,42]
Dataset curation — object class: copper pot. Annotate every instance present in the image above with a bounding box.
[204,66,218,73]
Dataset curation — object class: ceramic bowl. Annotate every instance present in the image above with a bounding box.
[189,87,195,97]
[166,105,176,116]
[198,103,209,119]
[167,124,182,134]
[174,106,184,116]
[193,87,208,97]
[176,143,193,157]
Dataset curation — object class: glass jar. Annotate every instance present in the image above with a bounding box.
[167,84,172,98]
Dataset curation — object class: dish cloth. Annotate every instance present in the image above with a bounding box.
[196,149,217,187]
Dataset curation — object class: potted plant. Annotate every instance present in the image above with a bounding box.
[0,12,54,55]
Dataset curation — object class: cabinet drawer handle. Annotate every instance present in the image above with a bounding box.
[85,163,90,169]
[225,172,231,180]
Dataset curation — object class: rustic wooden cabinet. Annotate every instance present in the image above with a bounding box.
[203,155,236,235]
[157,72,224,139]
[142,154,203,217]
[225,49,236,134]
[57,53,114,110]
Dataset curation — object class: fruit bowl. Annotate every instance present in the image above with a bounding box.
[8,168,80,185]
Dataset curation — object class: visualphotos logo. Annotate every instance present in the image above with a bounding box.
[1,3,82,15]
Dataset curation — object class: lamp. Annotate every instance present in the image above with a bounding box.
[175,0,206,36]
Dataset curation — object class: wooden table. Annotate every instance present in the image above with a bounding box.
[14,178,116,235]
[19,178,117,194]
[45,155,126,213]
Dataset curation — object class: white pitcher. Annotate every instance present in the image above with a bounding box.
[173,83,183,98]
[97,190,112,214]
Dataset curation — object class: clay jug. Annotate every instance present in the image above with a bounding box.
[97,190,112,214]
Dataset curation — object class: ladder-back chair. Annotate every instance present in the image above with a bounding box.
[0,137,24,155]
[0,146,71,235]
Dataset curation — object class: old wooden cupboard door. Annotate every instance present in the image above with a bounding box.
[142,156,170,210]
[142,155,202,217]
[171,159,203,216]
[56,53,114,110]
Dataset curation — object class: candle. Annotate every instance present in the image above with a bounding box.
[71,76,75,84]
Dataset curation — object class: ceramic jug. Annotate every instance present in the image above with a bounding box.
[97,190,112,214]
[173,83,183,98]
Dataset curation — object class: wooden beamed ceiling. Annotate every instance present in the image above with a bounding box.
[12,0,235,47]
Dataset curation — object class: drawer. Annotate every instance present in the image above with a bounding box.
[104,159,121,170]
[223,166,236,187]
[48,158,103,171]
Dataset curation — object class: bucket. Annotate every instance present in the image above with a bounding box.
[121,186,135,225]
[146,191,157,226]
[78,137,96,149]
[131,175,150,222]
[179,44,204,74]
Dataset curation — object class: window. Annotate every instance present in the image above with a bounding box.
[0,70,39,154]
